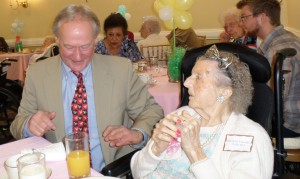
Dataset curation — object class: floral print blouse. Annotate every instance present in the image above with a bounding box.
[95,37,144,62]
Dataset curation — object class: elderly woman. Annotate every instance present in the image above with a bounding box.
[131,45,274,178]
[34,36,56,54]
[137,16,169,50]
[219,7,257,49]
[95,13,143,62]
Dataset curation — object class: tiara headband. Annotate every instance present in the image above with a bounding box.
[204,45,233,69]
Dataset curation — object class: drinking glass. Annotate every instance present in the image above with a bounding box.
[149,56,158,70]
[65,132,90,179]
[17,152,47,179]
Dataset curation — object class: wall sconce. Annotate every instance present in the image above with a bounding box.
[10,0,29,10]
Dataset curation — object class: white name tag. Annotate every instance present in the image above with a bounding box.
[223,135,254,152]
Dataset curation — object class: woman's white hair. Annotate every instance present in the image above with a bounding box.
[219,7,241,26]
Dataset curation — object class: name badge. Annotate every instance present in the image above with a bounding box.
[223,134,254,152]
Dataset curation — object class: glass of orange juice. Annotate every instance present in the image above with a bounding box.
[65,132,90,179]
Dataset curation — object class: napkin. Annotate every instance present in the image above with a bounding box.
[21,142,66,162]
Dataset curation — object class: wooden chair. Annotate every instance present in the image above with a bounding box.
[140,45,171,66]
[197,35,206,47]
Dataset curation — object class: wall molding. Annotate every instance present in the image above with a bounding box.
[5,27,299,47]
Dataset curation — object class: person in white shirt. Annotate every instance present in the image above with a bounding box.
[137,16,169,58]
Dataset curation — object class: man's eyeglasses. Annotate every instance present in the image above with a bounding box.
[241,14,253,22]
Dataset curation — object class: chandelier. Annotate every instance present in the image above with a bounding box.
[10,0,29,10]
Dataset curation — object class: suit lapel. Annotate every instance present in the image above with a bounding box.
[92,58,113,134]
[44,57,65,142]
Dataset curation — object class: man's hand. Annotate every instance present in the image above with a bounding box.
[28,111,56,137]
[103,126,143,147]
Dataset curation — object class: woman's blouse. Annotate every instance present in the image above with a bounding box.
[233,36,257,50]
[95,37,144,62]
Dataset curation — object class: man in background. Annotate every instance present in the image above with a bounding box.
[237,0,300,137]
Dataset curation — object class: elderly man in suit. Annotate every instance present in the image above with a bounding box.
[10,4,163,172]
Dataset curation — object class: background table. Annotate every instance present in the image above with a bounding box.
[0,137,102,178]
[0,53,33,84]
[147,68,181,116]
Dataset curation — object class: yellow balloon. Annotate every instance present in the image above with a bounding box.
[161,0,174,6]
[154,0,165,13]
[164,19,176,30]
[175,0,194,11]
[174,11,192,29]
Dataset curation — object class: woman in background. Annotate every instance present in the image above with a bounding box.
[34,36,56,54]
[95,13,143,62]
[219,7,257,50]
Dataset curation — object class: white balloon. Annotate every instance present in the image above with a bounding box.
[19,21,24,27]
[125,13,131,21]
[11,23,18,28]
[159,6,173,21]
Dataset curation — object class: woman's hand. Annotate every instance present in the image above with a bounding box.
[151,114,179,156]
[174,111,207,163]
[220,31,231,42]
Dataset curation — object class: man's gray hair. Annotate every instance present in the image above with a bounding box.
[52,4,100,38]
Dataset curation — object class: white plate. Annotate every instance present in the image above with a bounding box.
[83,177,120,179]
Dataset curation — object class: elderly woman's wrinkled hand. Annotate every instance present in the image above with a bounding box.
[174,111,202,152]
[151,114,179,156]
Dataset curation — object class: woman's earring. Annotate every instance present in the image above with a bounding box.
[216,95,225,103]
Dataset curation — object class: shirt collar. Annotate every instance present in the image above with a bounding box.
[61,60,92,80]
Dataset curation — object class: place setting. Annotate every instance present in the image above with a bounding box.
[1,132,122,179]
[3,142,66,179]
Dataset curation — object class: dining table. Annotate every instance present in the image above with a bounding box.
[0,52,33,84]
[147,67,181,116]
[0,136,103,178]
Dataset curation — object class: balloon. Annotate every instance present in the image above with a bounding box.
[19,21,24,27]
[175,0,194,11]
[118,5,127,16]
[11,23,17,28]
[174,11,192,29]
[159,6,173,21]
[154,0,165,13]
[164,19,176,30]
[160,0,174,6]
[124,13,131,20]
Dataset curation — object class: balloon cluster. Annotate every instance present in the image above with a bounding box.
[11,18,25,35]
[117,5,131,21]
[154,0,194,30]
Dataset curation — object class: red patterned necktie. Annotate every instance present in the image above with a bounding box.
[71,71,92,167]
[71,71,89,133]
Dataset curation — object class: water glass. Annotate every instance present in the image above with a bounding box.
[149,56,158,70]
[17,152,47,179]
[65,132,90,179]
[4,154,24,179]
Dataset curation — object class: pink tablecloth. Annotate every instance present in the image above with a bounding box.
[0,137,102,178]
[148,68,181,116]
[0,53,33,83]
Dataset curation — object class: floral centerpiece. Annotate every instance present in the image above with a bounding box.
[11,18,25,52]
[154,0,194,82]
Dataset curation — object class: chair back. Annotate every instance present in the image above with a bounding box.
[0,37,9,52]
[140,45,171,64]
[273,48,298,177]
[0,87,20,144]
[197,35,206,47]
[180,42,273,134]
